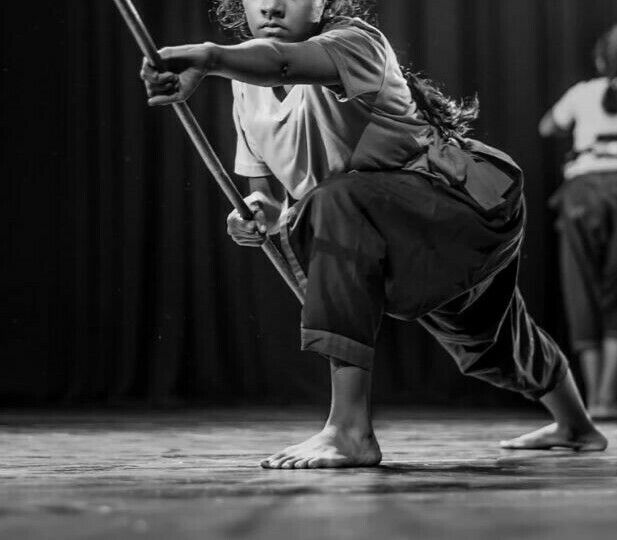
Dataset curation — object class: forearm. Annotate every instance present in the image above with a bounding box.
[205,40,339,87]
[539,109,571,138]
[245,176,286,234]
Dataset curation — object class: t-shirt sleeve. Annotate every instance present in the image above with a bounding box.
[552,82,582,129]
[232,85,272,178]
[309,21,387,102]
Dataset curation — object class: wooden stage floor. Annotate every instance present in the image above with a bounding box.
[1,408,616,540]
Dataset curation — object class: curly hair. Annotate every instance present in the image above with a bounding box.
[404,69,479,140]
[211,0,376,40]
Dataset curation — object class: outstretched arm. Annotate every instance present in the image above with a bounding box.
[142,39,339,106]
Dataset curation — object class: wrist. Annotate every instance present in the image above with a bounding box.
[244,192,268,207]
[244,192,283,235]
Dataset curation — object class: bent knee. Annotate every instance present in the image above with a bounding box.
[304,174,361,219]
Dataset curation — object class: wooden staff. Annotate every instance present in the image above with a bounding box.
[112,0,305,304]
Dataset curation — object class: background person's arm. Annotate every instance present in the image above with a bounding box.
[538,109,571,138]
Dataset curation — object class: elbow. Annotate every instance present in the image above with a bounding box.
[538,113,555,138]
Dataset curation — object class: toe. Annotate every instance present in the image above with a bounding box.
[499,439,519,449]
[294,459,309,469]
[261,451,285,468]
[260,457,278,468]
[280,457,299,469]
[269,456,294,469]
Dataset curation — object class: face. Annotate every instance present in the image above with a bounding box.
[242,0,327,42]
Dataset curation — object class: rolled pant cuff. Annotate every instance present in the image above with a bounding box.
[301,328,374,370]
[572,339,602,353]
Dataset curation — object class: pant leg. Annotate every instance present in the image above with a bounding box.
[282,174,387,371]
[557,176,609,351]
[281,166,524,370]
[600,177,617,338]
[418,257,569,400]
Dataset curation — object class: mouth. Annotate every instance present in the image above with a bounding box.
[261,22,286,30]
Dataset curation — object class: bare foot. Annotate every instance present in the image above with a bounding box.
[500,422,608,451]
[260,425,382,469]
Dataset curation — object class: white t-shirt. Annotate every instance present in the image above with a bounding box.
[232,17,432,199]
[552,78,617,179]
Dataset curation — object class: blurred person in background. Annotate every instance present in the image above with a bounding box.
[540,25,617,420]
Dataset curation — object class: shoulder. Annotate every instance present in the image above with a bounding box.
[314,16,387,47]
[565,78,606,99]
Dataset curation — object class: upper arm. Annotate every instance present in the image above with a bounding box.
[307,25,387,101]
[279,41,341,86]
[212,22,386,98]
[551,83,582,132]
[213,39,340,88]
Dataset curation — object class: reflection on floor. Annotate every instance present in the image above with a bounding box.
[1,408,616,540]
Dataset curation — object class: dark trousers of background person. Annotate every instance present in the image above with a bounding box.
[554,173,617,352]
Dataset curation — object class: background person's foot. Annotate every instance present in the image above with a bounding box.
[260,425,382,469]
[589,404,617,421]
[499,422,608,451]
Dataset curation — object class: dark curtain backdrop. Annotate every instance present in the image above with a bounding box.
[3,0,617,406]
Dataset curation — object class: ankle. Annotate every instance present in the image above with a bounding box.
[556,415,596,436]
[324,418,374,438]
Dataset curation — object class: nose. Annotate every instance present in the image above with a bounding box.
[260,0,285,18]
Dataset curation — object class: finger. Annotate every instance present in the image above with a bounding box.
[233,233,263,245]
[140,58,156,81]
[140,59,178,84]
[233,219,258,234]
[146,81,180,98]
[142,71,178,86]
[235,238,264,247]
[148,93,185,107]
[144,78,179,100]
[252,209,267,235]
[235,232,266,245]
[227,222,257,237]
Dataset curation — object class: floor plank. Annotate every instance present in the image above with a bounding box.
[1,409,616,539]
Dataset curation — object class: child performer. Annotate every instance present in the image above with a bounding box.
[540,25,617,420]
[141,0,607,468]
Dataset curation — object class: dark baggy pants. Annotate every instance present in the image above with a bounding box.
[552,173,617,352]
[280,148,568,400]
